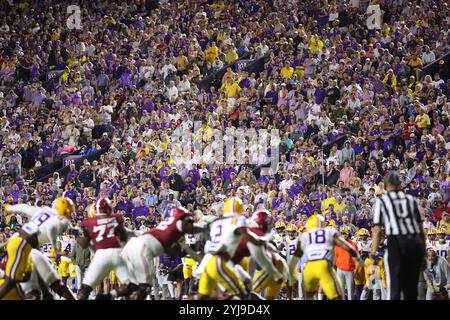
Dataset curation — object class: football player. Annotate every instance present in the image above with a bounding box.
[361,251,386,300]
[273,221,287,250]
[0,198,76,300]
[355,228,371,253]
[76,197,137,300]
[57,232,77,289]
[232,209,287,300]
[194,197,266,300]
[121,206,204,300]
[283,223,299,300]
[426,228,438,250]
[182,233,200,297]
[288,215,363,300]
[432,227,450,262]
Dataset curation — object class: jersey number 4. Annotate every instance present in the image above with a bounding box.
[93,222,118,242]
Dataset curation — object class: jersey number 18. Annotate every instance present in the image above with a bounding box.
[308,229,326,244]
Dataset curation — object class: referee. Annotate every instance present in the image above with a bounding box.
[371,171,426,300]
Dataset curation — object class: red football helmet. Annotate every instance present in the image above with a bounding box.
[251,209,273,232]
[96,197,113,216]
[170,206,190,218]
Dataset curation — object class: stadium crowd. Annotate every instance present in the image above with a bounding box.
[0,0,449,300]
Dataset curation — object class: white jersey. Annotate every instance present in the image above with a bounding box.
[300,227,339,262]
[356,240,371,253]
[41,242,53,260]
[59,235,76,262]
[273,233,286,249]
[432,241,450,260]
[285,237,299,264]
[426,239,438,250]
[8,204,70,248]
[204,214,246,258]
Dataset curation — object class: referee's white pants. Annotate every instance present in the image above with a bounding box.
[336,268,355,300]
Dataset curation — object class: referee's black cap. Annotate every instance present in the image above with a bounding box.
[384,170,402,186]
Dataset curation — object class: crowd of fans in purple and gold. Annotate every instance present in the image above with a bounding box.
[0,0,449,247]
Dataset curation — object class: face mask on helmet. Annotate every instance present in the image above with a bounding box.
[288,231,297,240]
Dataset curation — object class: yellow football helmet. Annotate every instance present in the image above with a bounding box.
[305,215,323,231]
[286,224,298,239]
[52,197,75,219]
[223,197,244,215]
[286,224,297,233]
[340,226,352,234]
[275,221,286,230]
[357,228,370,236]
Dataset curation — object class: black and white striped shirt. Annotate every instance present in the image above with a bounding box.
[373,191,422,236]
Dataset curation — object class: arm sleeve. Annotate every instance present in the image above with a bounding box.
[372,198,383,226]
[48,223,61,250]
[6,204,37,219]
[412,198,423,223]
[247,242,282,280]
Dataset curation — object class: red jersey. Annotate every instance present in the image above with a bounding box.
[232,227,265,264]
[83,213,125,251]
[403,123,418,140]
[146,209,192,251]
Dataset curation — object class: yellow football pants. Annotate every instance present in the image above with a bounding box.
[0,236,33,300]
[302,260,343,299]
[182,257,197,280]
[4,236,33,282]
[252,259,287,299]
[198,255,245,297]
[0,278,25,300]
[58,260,76,278]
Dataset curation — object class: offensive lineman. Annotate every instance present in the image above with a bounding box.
[194,197,266,300]
[77,197,137,300]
